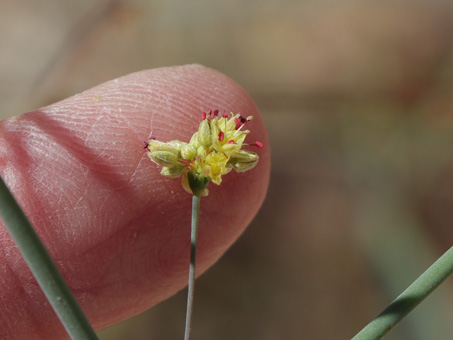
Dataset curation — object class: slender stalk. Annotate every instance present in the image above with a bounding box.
[184,194,201,340]
[351,246,453,340]
[0,176,98,340]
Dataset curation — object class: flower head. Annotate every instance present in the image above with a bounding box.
[146,110,263,196]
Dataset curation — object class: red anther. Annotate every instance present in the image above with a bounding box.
[207,109,212,117]
[234,116,248,129]
[227,140,236,144]
[234,118,241,129]
[218,131,225,142]
[222,113,229,118]
[202,112,207,120]
[213,109,219,116]
[252,141,264,148]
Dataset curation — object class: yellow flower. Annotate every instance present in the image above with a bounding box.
[145,110,263,196]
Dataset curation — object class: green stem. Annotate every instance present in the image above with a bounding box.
[0,176,98,340]
[351,246,453,340]
[184,194,201,340]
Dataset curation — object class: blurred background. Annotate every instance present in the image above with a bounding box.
[1,0,453,339]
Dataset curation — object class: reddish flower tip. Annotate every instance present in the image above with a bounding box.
[202,112,207,120]
[218,131,225,142]
[227,140,236,144]
[252,141,264,148]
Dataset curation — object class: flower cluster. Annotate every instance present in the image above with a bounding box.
[145,110,263,196]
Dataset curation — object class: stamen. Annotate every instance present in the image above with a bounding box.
[234,116,248,130]
[251,141,264,148]
[218,131,225,142]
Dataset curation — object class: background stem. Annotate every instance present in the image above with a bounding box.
[351,246,453,340]
[184,194,201,340]
[0,176,99,340]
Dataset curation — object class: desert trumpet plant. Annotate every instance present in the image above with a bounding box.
[145,110,263,339]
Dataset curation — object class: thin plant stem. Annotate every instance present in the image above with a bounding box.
[351,245,453,340]
[184,194,201,340]
[0,176,99,340]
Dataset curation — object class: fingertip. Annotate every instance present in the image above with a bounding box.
[0,65,270,338]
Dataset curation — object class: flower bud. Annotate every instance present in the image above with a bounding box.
[197,146,207,157]
[189,132,200,149]
[160,165,184,178]
[147,140,181,167]
[149,150,179,167]
[228,150,259,172]
[168,140,186,149]
[198,119,213,147]
[181,144,197,160]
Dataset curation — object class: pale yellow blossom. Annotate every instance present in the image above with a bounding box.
[146,110,263,196]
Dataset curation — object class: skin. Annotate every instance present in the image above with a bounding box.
[0,65,270,340]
